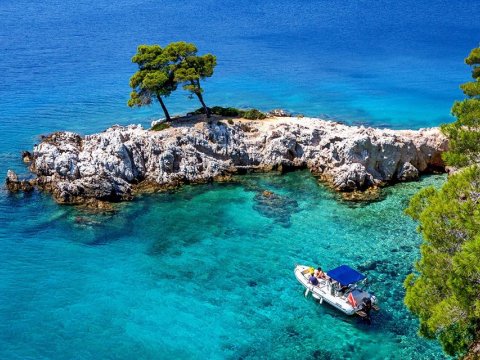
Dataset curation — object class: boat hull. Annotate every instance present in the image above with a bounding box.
[294,265,358,316]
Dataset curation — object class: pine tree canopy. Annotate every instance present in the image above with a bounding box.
[405,45,480,358]
[441,47,480,168]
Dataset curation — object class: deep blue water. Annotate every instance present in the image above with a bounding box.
[1,0,478,358]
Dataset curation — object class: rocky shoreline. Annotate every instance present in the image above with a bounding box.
[6,115,448,208]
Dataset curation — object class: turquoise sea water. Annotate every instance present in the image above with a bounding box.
[1,0,478,358]
[1,171,448,359]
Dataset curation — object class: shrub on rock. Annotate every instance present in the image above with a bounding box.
[151,122,171,131]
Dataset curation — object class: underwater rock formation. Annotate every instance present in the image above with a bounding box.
[253,190,300,227]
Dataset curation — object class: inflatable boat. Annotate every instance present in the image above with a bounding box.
[294,264,379,318]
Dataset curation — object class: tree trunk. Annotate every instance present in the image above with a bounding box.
[195,92,210,117]
[191,80,210,117]
[156,94,171,121]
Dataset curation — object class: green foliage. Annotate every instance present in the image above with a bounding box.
[438,322,476,357]
[210,106,243,117]
[164,41,217,115]
[128,41,217,119]
[190,106,267,119]
[441,46,480,168]
[404,186,437,221]
[404,166,480,357]
[461,81,480,98]
[151,122,171,131]
[406,46,480,358]
[465,47,480,66]
[128,44,177,121]
[243,109,267,120]
[441,99,480,167]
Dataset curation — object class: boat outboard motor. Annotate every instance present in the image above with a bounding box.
[357,297,371,324]
[362,297,373,319]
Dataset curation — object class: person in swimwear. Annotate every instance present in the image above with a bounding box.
[314,267,326,279]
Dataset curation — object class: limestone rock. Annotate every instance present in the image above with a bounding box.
[6,170,18,182]
[266,109,292,117]
[397,162,419,181]
[332,163,374,191]
[22,151,33,163]
[7,116,448,205]
[6,170,34,192]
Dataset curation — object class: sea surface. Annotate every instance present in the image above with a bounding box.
[1,0,479,359]
[1,172,448,359]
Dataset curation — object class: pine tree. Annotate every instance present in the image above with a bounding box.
[128,45,177,121]
[405,46,480,358]
[441,47,480,167]
[164,42,217,117]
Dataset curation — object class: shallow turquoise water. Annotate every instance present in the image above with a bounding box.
[0,171,448,359]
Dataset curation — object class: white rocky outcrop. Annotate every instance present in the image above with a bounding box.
[10,116,447,205]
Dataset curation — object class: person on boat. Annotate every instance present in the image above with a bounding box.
[309,274,319,286]
[314,267,326,279]
[362,297,372,314]
[361,297,373,324]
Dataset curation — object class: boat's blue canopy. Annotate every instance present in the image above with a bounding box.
[327,265,366,286]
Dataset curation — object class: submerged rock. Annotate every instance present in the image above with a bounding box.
[74,216,101,226]
[357,260,384,272]
[253,190,300,227]
[6,116,448,206]
[340,187,382,202]
[262,190,274,197]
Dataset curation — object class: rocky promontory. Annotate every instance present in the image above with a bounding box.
[6,116,448,207]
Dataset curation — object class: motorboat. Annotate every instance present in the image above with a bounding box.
[294,264,379,318]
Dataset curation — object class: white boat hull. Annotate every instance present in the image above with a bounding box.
[294,265,373,316]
